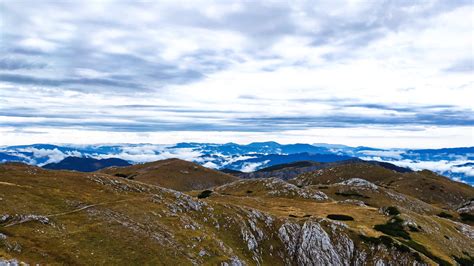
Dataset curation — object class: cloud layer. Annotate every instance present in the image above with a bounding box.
[1,0,473,147]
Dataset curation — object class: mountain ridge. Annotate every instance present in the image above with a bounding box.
[1,142,472,185]
[43,156,131,172]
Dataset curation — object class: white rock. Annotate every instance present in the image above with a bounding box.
[337,178,378,190]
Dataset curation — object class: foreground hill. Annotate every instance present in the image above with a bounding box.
[1,162,473,265]
[100,158,237,191]
[43,157,131,172]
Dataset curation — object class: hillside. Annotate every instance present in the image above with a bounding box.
[294,162,474,210]
[1,162,473,265]
[43,157,131,172]
[100,158,237,191]
[234,159,412,180]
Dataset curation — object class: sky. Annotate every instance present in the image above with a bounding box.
[0,0,473,148]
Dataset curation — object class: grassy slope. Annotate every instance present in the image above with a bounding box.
[294,163,474,209]
[207,179,474,265]
[100,158,237,191]
[1,163,473,265]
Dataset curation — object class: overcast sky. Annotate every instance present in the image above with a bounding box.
[0,0,473,148]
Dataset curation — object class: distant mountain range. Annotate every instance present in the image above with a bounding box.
[230,159,413,180]
[43,157,130,172]
[0,142,472,184]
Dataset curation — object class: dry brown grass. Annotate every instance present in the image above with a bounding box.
[1,163,473,265]
[100,158,237,191]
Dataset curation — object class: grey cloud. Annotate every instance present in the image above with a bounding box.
[0,58,47,70]
[309,0,472,59]
[444,59,473,73]
[0,73,147,90]
[0,0,471,137]
[2,103,472,133]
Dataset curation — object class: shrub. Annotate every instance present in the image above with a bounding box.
[385,206,400,216]
[436,212,453,218]
[327,214,354,221]
[374,217,411,240]
[197,190,213,199]
[460,213,474,222]
[407,224,421,232]
[114,173,128,178]
[453,255,474,266]
[246,190,253,194]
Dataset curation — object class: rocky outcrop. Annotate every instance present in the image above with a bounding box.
[278,219,354,265]
[277,218,423,266]
[0,259,22,266]
[336,178,378,190]
[457,199,474,215]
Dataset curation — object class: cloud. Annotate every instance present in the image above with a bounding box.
[364,157,474,184]
[95,146,203,163]
[202,161,218,169]
[0,1,472,147]
[359,150,405,160]
[240,160,270,173]
[0,58,47,70]
[444,59,474,73]
[15,147,82,165]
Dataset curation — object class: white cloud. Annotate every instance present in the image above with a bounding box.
[0,126,472,149]
[202,161,218,169]
[240,160,270,173]
[359,150,405,160]
[95,146,202,163]
[17,147,68,165]
[367,158,474,180]
[0,1,472,147]
[19,37,57,52]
